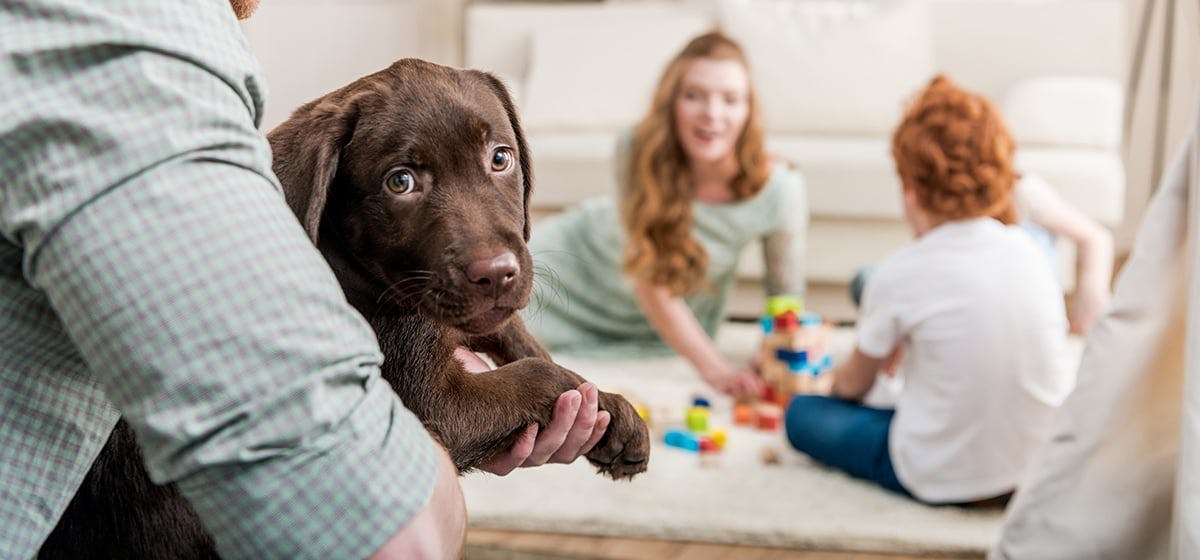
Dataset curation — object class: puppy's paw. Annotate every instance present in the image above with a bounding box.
[586,392,650,480]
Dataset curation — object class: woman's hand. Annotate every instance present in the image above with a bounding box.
[704,366,765,399]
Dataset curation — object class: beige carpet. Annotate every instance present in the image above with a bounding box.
[461,323,1082,555]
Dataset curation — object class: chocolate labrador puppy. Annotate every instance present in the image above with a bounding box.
[39,59,649,559]
[270,59,650,473]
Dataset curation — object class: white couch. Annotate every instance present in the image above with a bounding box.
[465,0,1126,319]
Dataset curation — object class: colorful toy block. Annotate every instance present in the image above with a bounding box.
[685,406,709,432]
[664,428,700,452]
[758,296,836,402]
[733,403,754,426]
[755,404,782,431]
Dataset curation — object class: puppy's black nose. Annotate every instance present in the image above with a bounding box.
[466,252,519,297]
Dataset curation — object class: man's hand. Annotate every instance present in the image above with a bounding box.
[480,384,611,475]
[452,348,610,476]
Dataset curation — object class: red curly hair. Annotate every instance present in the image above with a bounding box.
[892,75,1018,224]
[620,31,771,296]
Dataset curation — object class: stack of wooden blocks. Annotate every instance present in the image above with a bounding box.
[758,296,836,406]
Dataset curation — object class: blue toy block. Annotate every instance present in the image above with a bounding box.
[760,316,774,334]
[664,428,700,452]
[692,396,711,408]
[775,348,807,364]
[800,312,822,326]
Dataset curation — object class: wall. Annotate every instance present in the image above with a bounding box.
[239,0,464,131]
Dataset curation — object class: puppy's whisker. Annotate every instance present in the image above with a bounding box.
[530,262,570,317]
[372,273,435,322]
[376,273,433,307]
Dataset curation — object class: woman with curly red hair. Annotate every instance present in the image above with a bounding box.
[785,75,1073,505]
[525,32,807,397]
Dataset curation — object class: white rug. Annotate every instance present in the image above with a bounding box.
[462,323,1082,555]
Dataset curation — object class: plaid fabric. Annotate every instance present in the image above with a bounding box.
[0,1,437,557]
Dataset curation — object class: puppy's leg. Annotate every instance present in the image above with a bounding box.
[377,316,649,479]
[463,315,550,364]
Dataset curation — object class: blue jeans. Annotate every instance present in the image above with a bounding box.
[785,395,912,498]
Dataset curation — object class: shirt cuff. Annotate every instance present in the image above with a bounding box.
[176,382,438,558]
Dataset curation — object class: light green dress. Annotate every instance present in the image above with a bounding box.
[524,162,807,358]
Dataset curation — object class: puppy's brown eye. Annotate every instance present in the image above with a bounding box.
[385,170,416,194]
[490,148,514,172]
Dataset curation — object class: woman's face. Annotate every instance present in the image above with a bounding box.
[673,58,751,165]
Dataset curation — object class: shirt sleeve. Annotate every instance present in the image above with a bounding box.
[761,167,808,297]
[1,2,436,557]
[855,262,901,359]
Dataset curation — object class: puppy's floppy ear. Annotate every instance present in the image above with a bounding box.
[475,72,534,241]
[267,94,361,244]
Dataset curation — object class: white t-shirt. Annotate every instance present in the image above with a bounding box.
[856,217,1071,503]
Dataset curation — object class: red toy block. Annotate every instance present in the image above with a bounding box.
[756,404,782,431]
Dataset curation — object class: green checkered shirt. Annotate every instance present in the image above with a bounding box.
[0,1,437,557]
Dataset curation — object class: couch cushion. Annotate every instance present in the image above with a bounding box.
[519,8,713,132]
[525,131,621,210]
[768,135,902,218]
[720,0,935,135]
[527,132,1124,228]
[1003,76,1124,151]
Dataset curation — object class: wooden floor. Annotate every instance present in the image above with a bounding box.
[465,530,982,560]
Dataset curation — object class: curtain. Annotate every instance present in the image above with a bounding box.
[990,100,1199,559]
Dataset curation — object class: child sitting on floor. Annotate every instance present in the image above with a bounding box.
[785,75,1073,506]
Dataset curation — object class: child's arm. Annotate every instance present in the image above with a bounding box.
[1019,175,1114,334]
[633,279,764,398]
[830,348,888,402]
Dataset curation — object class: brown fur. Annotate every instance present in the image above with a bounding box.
[40,59,649,559]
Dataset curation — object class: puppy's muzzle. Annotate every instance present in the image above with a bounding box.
[465,251,519,299]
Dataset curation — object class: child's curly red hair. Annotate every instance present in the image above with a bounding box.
[892,75,1018,224]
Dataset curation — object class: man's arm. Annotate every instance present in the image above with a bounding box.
[370,445,466,560]
[2,1,452,556]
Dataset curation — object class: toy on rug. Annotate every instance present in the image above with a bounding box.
[731,400,783,431]
[760,445,782,466]
[758,295,836,406]
[663,396,727,455]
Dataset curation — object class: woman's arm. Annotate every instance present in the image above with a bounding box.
[762,165,808,297]
[1021,177,1114,334]
[633,279,763,397]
